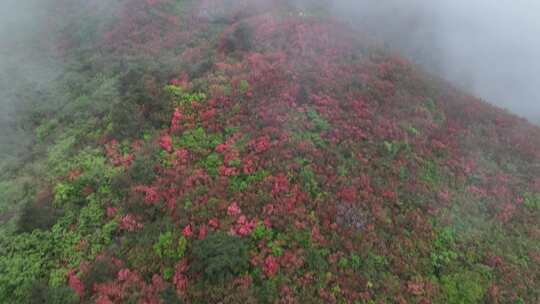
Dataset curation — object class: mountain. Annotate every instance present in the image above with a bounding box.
[0,1,538,303]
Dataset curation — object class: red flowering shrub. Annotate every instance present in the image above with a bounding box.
[182,224,193,238]
[171,108,184,132]
[159,134,173,152]
[233,215,257,236]
[119,214,144,232]
[134,186,160,204]
[227,202,242,217]
[68,270,85,298]
[93,269,166,303]
[263,256,279,277]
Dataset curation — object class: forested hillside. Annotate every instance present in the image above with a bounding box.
[0,1,539,303]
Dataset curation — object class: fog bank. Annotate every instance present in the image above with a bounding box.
[330,0,540,123]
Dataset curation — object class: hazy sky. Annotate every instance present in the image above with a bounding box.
[331,0,540,123]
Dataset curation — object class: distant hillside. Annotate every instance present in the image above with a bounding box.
[0,1,538,303]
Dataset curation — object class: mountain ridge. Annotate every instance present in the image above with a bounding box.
[0,1,538,303]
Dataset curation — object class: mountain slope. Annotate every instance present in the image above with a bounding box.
[0,1,539,303]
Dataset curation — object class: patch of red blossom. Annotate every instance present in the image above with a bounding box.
[68,169,81,181]
[182,224,193,237]
[271,174,289,195]
[94,269,166,303]
[105,140,134,168]
[263,256,280,277]
[497,203,516,222]
[216,143,228,153]
[242,157,257,174]
[68,269,84,298]
[208,218,220,229]
[219,165,239,177]
[134,186,160,204]
[106,207,118,218]
[171,108,184,132]
[233,215,257,236]
[159,134,173,152]
[252,135,271,153]
[119,214,143,232]
[407,279,425,296]
[339,187,357,204]
[173,260,189,294]
[200,108,217,123]
[227,202,242,217]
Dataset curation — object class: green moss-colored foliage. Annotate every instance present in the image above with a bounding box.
[523,192,540,211]
[431,227,459,275]
[178,127,223,154]
[166,84,207,109]
[238,80,250,94]
[437,270,488,304]
[298,165,321,199]
[200,153,223,177]
[0,231,54,302]
[251,221,275,241]
[154,232,187,264]
[228,170,269,193]
[421,159,442,187]
[191,232,250,283]
[306,108,330,131]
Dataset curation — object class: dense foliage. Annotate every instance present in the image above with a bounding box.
[0,0,539,303]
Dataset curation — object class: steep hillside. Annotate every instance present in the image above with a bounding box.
[0,1,539,303]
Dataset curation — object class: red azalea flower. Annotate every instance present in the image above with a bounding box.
[68,270,84,297]
[208,218,220,229]
[263,256,279,277]
[171,108,184,132]
[227,202,242,217]
[160,134,173,152]
[182,224,193,237]
[120,214,143,232]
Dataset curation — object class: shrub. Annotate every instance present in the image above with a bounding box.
[222,22,253,53]
[128,144,159,185]
[80,259,119,293]
[438,270,488,304]
[160,286,184,304]
[305,248,328,272]
[17,189,62,233]
[178,127,223,155]
[26,281,79,304]
[191,232,250,283]
[523,193,540,211]
[154,232,187,267]
[431,227,459,276]
[0,231,54,302]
